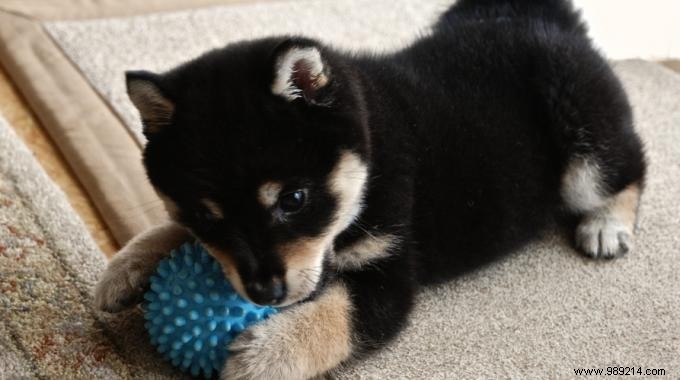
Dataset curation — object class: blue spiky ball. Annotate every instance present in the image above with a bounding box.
[144,242,277,378]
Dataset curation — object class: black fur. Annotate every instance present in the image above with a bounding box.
[129,0,645,369]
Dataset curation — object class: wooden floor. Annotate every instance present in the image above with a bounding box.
[1,60,678,260]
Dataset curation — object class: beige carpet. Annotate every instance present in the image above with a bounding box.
[0,114,183,379]
[1,0,679,378]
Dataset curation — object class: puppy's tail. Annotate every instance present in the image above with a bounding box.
[437,0,585,33]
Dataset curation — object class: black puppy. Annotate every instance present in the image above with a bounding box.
[95,0,646,378]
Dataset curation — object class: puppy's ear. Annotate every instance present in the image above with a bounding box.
[271,44,331,105]
[126,70,174,136]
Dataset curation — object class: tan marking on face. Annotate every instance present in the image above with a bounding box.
[201,243,248,301]
[334,233,398,270]
[201,198,224,219]
[223,283,353,379]
[258,181,283,208]
[276,150,368,305]
[327,151,369,234]
[278,237,329,305]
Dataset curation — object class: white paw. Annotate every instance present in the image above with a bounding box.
[94,253,155,313]
[576,214,632,259]
[222,314,302,380]
[222,286,352,380]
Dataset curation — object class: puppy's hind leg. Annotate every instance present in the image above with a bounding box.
[562,160,641,258]
[538,36,646,259]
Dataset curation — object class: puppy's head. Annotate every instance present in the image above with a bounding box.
[127,37,369,306]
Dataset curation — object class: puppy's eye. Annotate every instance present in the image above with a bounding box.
[278,190,306,213]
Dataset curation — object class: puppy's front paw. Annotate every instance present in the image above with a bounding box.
[94,222,190,313]
[222,323,292,380]
[222,284,353,380]
[94,252,156,313]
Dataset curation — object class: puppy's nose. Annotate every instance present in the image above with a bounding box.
[245,278,286,305]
